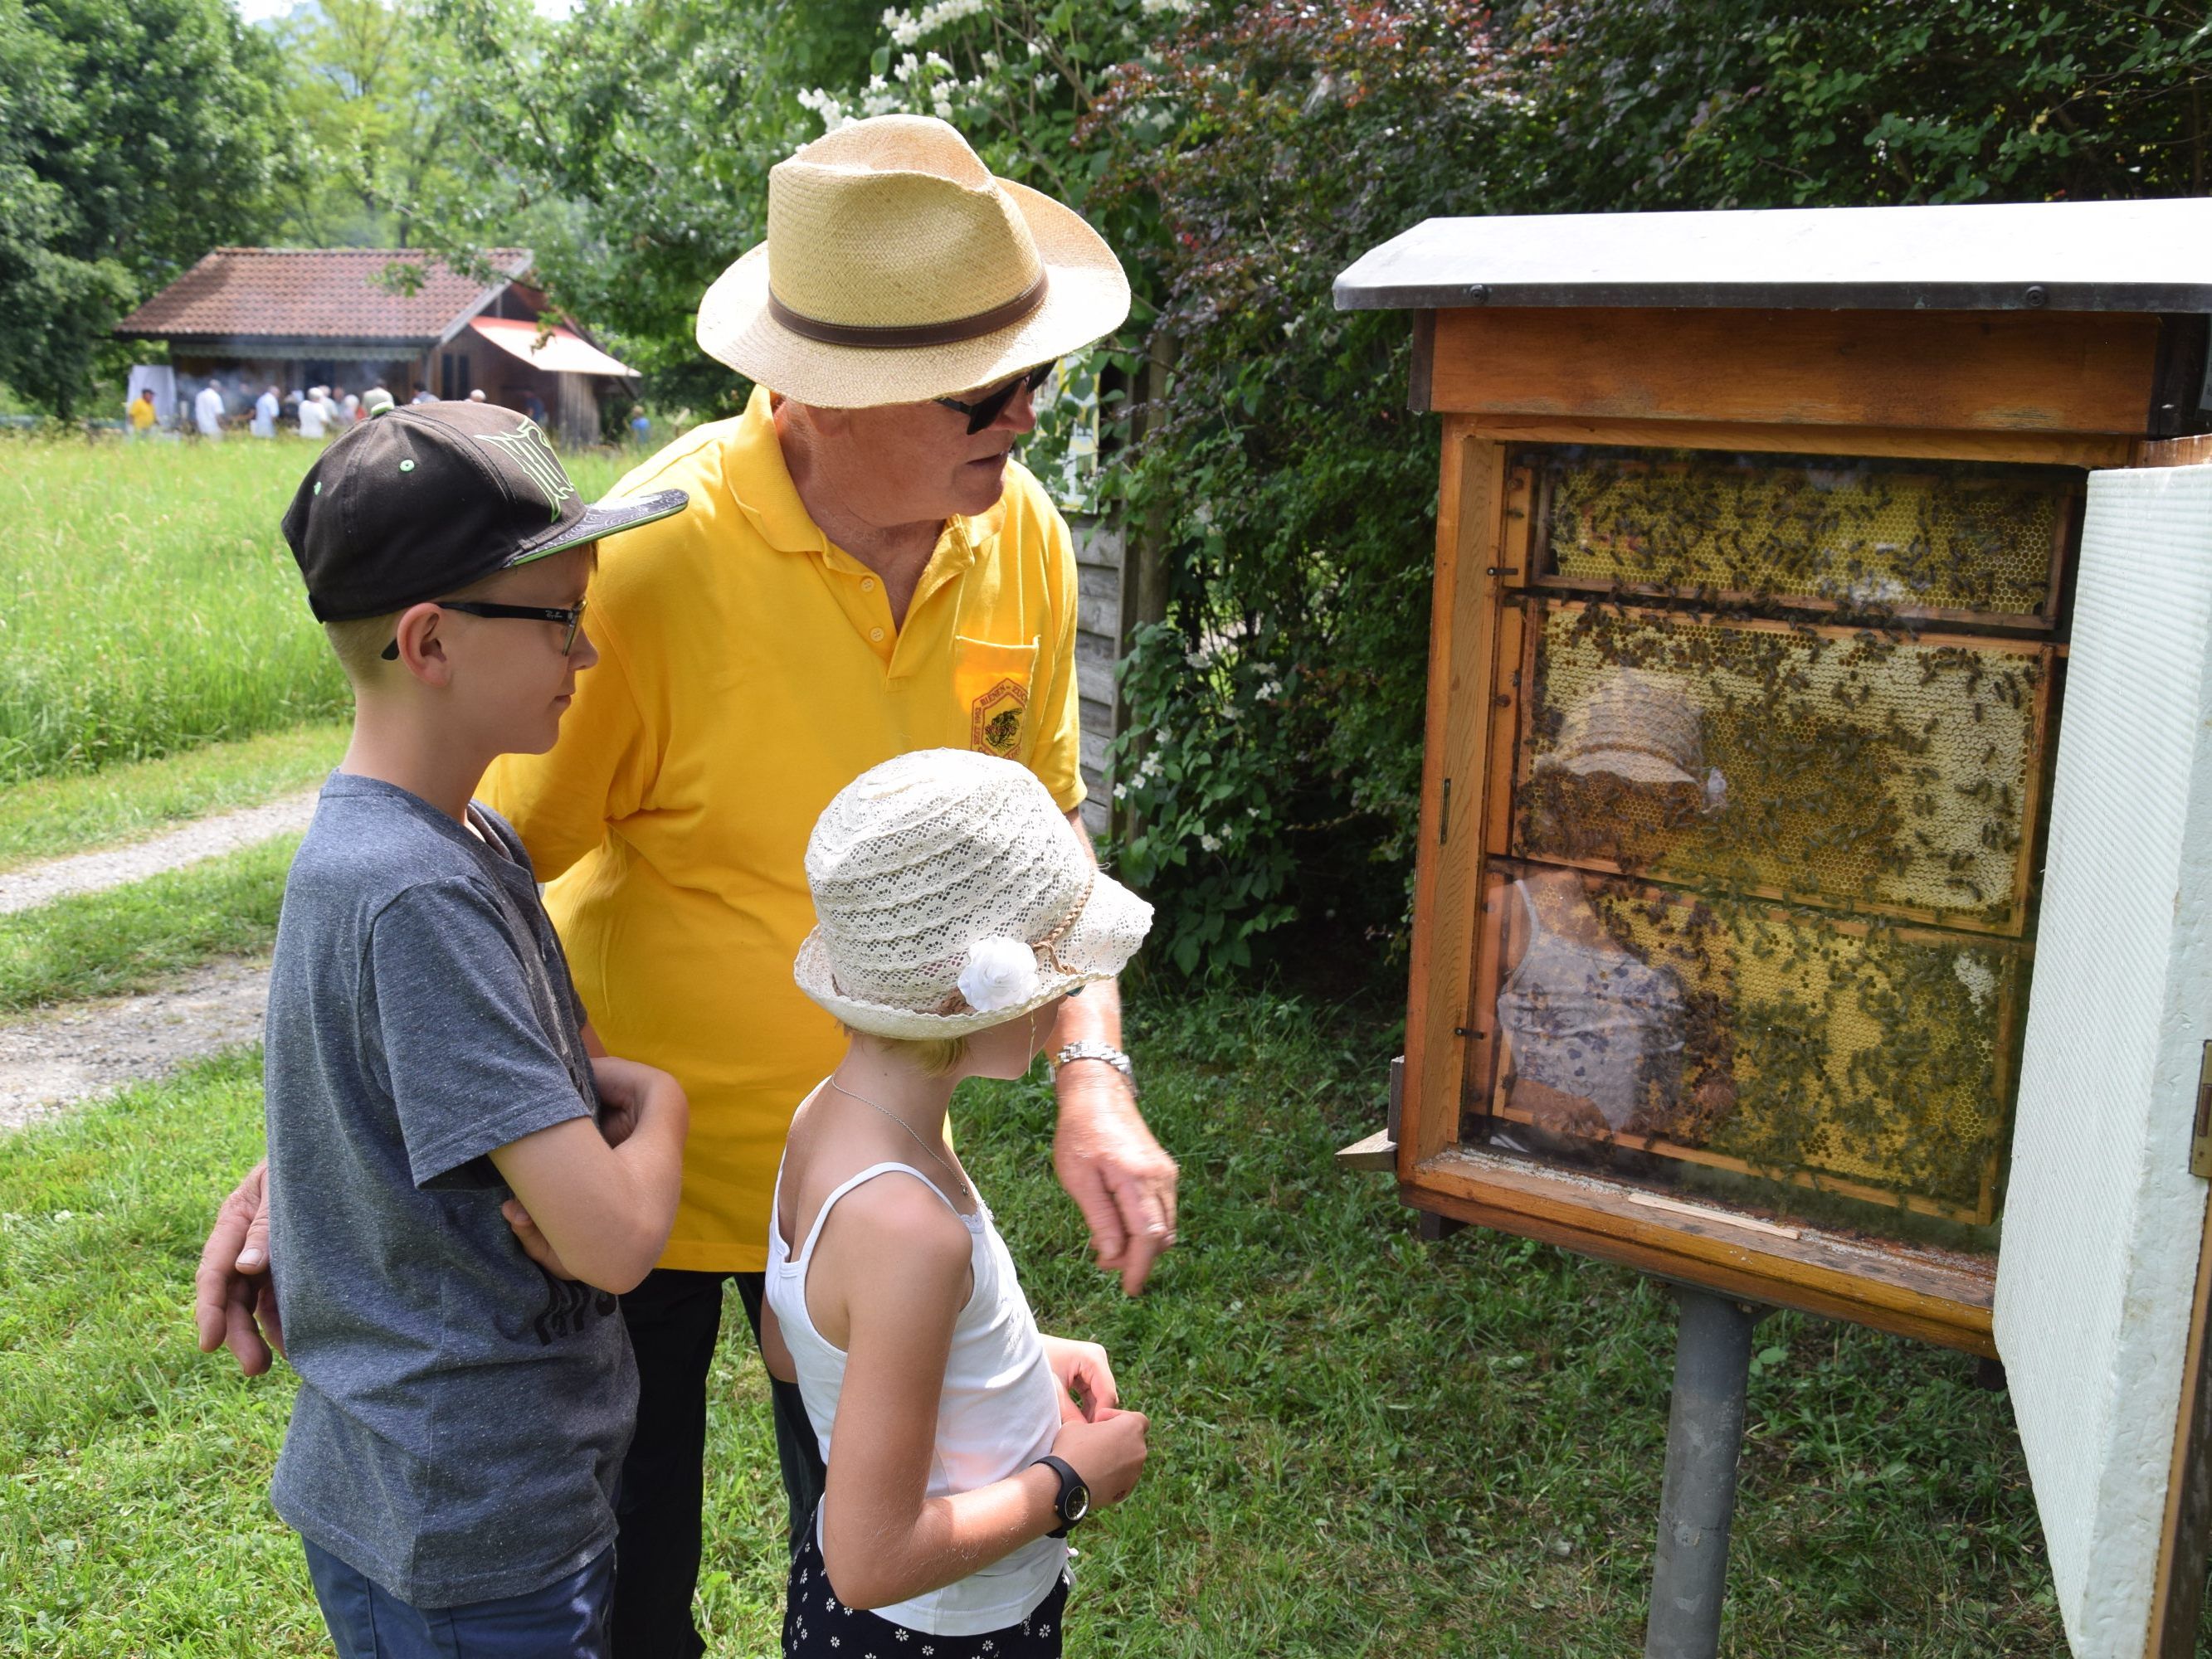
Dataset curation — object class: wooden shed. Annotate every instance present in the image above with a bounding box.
[1335,198,2212,1657]
[113,248,639,447]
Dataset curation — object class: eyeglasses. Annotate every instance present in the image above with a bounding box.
[380,595,589,660]
[935,361,1055,435]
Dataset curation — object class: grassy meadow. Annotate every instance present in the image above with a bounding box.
[0,995,2074,1658]
[0,435,638,786]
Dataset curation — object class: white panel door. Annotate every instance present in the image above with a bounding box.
[1995,460,2212,1657]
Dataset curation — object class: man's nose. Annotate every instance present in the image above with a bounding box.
[992,383,1042,436]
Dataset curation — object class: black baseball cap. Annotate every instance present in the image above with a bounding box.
[281,401,688,621]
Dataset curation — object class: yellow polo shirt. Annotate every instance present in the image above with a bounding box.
[480,388,1085,1272]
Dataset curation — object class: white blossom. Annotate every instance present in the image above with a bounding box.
[893,51,921,82]
[796,86,851,130]
[958,936,1042,1012]
[1199,831,1221,853]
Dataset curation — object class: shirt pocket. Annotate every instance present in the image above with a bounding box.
[953,635,1039,761]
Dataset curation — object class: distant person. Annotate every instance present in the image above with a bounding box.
[411,387,436,405]
[298,387,330,441]
[361,387,395,419]
[627,404,650,446]
[252,384,280,440]
[335,387,358,426]
[244,402,691,1659]
[128,387,158,438]
[524,389,549,426]
[193,377,225,439]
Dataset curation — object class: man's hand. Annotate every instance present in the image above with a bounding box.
[193,1161,284,1374]
[1040,1333,1120,1423]
[1053,1065,1178,1296]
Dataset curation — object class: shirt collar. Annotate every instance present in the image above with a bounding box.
[725,385,1010,566]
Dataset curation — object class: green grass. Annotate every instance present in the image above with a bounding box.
[0,834,295,1013]
[0,438,646,785]
[0,992,2072,1656]
[0,440,344,783]
[0,722,345,873]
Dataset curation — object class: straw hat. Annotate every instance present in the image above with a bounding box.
[697,115,1131,408]
[1537,667,1725,808]
[795,750,1152,1039]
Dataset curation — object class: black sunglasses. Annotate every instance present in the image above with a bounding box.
[380,596,589,660]
[935,361,1055,435]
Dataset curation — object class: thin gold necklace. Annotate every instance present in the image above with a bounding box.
[824,1076,971,1200]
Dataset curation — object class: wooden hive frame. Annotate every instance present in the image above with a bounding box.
[1396,304,2184,1356]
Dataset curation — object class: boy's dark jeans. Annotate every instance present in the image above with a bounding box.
[611,1267,827,1659]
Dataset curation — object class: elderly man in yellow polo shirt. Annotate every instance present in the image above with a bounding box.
[196,115,1177,1657]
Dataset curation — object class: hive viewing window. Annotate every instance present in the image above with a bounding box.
[1460,445,2080,1241]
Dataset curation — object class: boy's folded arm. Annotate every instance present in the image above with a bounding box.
[816,1182,1060,1610]
[487,1067,687,1294]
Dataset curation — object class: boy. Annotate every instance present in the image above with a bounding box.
[264,402,691,1657]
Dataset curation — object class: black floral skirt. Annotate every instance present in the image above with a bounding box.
[782,1511,1069,1658]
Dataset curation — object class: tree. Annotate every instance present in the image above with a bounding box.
[1521,0,2212,212]
[0,0,284,416]
[426,0,883,410]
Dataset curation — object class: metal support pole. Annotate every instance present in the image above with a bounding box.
[1644,1286,1761,1659]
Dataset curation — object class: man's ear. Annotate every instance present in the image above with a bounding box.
[390,601,454,685]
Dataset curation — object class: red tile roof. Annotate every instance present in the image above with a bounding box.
[114,247,534,343]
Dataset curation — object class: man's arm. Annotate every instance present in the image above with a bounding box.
[1050,808,1178,1295]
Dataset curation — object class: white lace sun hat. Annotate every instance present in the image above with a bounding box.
[795,749,1153,1039]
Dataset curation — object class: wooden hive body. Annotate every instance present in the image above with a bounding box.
[1337,206,2212,1355]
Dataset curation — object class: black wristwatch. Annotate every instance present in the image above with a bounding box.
[1034,1454,1090,1538]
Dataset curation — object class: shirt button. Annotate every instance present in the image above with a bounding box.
[860,577,875,592]
[870,627,884,642]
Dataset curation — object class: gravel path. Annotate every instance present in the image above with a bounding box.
[0,790,319,916]
[0,956,271,1134]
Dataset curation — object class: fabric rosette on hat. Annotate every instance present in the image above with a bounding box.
[695,114,1131,408]
[795,749,1152,1039]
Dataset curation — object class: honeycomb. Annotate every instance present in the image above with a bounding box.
[1532,447,2071,620]
[1481,863,2015,1219]
[1512,602,2049,931]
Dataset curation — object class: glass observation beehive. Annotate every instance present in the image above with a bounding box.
[1335,201,2212,1642]
[1464,445,2074,1238]
[1331,201,2212,1353]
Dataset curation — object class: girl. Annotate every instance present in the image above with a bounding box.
[764,748,1156,1657]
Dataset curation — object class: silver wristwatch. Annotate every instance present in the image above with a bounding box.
[1050,1039,1137,1098]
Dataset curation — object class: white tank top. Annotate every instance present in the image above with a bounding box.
[767,1157,1067,1636]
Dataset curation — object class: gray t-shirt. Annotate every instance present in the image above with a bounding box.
[265,772,636,1607]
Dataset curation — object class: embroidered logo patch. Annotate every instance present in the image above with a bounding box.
[475,416,577,522]
[970,677,1028,757]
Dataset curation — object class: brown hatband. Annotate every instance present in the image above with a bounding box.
[766,270,1049,350]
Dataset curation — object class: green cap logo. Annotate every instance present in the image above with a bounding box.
[475,417,577,522]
